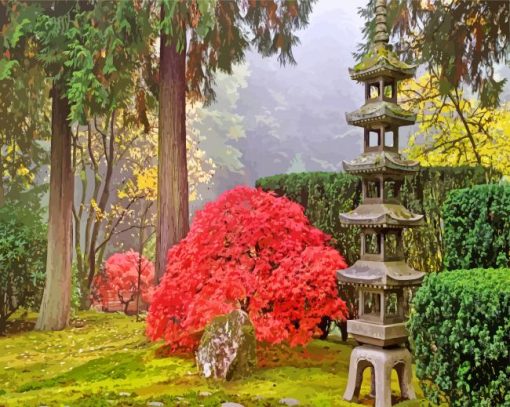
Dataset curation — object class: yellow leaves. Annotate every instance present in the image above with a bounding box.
[401,72,510,176]
[119,168,158,202]
[16,165,29,177]
[90,199,105,221]
[136,168,157,195]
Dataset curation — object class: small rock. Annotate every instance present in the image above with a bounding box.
[221,403,245,407]
[147,402,164,407]
[199,391,212,397]
[279,398,300,406]
[73,320,86,328]
[196,309,256,381]
[119,392,131,397]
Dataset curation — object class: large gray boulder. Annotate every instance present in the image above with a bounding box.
[196,309,256,380]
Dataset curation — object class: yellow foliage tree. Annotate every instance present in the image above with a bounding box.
[401,71,510,176]
[74,107,214,308]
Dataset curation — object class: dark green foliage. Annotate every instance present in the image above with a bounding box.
[0,204,46,333]
[443,183,510,270]
[408,268,510,406]
[256,172,361,265]
[357,0,510,107]
[256,166,499,273]
[401,166,500,273]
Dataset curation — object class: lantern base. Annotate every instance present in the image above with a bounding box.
[343,344,416,407]
[348,320,408,347]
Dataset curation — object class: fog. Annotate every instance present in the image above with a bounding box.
[194,0,412,210]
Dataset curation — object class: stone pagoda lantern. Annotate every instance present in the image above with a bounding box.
[337,1,424,406]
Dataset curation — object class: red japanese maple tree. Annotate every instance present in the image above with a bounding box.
[146,186,348,351]
[92,250,155,314]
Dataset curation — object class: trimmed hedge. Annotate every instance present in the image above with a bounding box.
[256,172,361,265]
[443,183,510,270]
[256,166,499,272]
[408,268,510,406]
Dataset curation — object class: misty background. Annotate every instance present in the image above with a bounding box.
[193,0,374,211]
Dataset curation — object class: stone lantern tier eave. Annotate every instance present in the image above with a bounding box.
[346,101,416,127]
[339,203,424,227]
[349,47,417,82]
[337,260,425,287]
[342,151,419,174]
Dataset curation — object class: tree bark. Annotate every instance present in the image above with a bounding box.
[155,20,189,282]
[87,114,115,292]
[35,85,74,331]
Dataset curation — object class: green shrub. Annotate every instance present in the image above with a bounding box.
[408,268,510,406]
[443,183,510,270]
[0,203,46,333]
[256,172,361,265]
[401,166,498,273]
[257,166,499,272]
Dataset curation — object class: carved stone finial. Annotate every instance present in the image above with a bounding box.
[374,0,389,48]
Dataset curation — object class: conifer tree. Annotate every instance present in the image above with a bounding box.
[153,0,316,281]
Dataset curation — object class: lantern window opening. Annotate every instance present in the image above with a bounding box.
[366,82,381,101]
[384,128,395,148]
[383,178,402,202]
[383,289,406,323]
[364,178,381,199]
[365,128,382,150]
[364,232,381,255]
[383,231,400,259]
[383,79,397,103]
[362,291,382,318]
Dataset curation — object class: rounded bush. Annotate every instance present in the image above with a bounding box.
[147,186,348,351]
[408,268,510,406]
[92,250,154,314]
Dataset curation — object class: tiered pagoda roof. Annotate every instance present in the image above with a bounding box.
[339,203,424,228]
[346,101,416,127]
[349,47,416,82]
[342,151,419,174]
[337,260,425,288]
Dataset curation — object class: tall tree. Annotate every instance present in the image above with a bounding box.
[153,0,316,281]
[358,0,509,107]
[1,1,82,330]
[1,0,148,328]
[36,85,74,330]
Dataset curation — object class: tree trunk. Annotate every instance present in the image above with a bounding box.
[155,19,189,282]
[35,86,74,331]
[87,114,115,291]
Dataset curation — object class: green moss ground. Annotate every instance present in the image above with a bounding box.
[0,311,425,407]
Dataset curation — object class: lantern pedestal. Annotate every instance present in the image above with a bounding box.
[343,345,416,407]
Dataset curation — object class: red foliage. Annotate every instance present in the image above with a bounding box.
[92,250,155,313]
[146,186,348,351]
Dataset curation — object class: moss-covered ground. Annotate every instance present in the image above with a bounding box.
[0,311,425,407]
